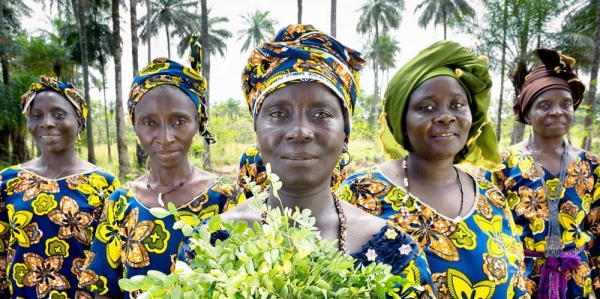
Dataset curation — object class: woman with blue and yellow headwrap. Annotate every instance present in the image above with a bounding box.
[79,36,244,299]
[180,25,435,298]
[338,40,529,298]
[0,76,120,298]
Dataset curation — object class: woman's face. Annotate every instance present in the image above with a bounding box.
[256,82,347,192]
[134,86,200,169]
[405,75,472,160]
[525,89,573,139]
[27,91,82,155]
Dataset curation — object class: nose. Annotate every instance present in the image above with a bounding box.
[434,107,457,124]
[156,125,175,144]
[549,104,564,116]
[41,114,55,128]
[284,115,315,142]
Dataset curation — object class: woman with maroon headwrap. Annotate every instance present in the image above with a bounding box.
[486,49,599,299]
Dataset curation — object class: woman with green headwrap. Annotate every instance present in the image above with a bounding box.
[337,40,528,298]
[486,49,598,299]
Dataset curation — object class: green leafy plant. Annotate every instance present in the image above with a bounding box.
[119,165,412,298]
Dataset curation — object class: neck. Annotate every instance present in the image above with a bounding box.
[266,184,335,217]
[38,152,77,169]
[405,154,456,185]
[530,135,565,154]
[149,161,193,187]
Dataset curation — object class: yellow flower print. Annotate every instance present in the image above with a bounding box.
[75,174,114,207]
[94,201,122,268]
[143,219,170,254]
[75,290,94,299]
[558,211,591,248]
[7,204,34,247]
[507,149,538,180]
[9,171,59,201]
[119,208,154,268]
[22,253,70,298]
[506,190,521,210]
[48,196,95,245]
[584,277,593,297]
[570,260,590,286]
[48,290,68,299]
[564,160,594,197]
[0,220,9,252]
[473,214,518,266]
[384,187,416,212]
[581,193,592,214]
[529,218,545,235]
[482,253,508,285]
[523,237,546,252]
[476,195,493,219]
[45,237,70,258]
[447,268,496,299]
[545,178,566,199]
[449,221,477,250]
[348,176,390,216]
[515,185,549,221]
[11,262,29,287]
[32,193,58,215]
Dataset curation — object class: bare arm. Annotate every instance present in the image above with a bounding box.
[95,295,113,299]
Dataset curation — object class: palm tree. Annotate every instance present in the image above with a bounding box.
[130,0,148,169]
[113,0,132,175]
[356,0,405,127]
[238,10,277,53]
[331,0,337,37]
[297,0,302,23]
[138,0,199,58]
[200,0,212,170]
[175,10,232,58]
[414,0,475,40]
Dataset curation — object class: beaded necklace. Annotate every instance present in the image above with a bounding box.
[146,166,195,207]
[528,139,568,257]
[261,191,348,254]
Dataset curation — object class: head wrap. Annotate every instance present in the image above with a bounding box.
[241,24,365,140]
[128,35,215,144]
[513,49,585,124]
[380,40,502,171]
[21,75,88,129]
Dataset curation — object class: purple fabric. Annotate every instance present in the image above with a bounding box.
[525,249,582,299]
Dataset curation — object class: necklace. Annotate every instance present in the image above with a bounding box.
[43,160,74,180]
[402,155,464,218]
[146,165,195,207]
[528,139,568,258]
[261,191,348,254]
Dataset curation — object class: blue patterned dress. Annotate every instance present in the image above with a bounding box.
[485,146,600,298]
[0,165,120,299]
[79,177,244,299]
[338,166,529,299]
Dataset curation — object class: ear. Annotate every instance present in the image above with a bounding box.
[78,118,84,134]
[524,113,530,124]
[342,140,348,153]
[255,138,261,152]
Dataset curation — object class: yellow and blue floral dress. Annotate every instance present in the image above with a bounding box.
[79,177,244,299]
[486,147,600,298]
[0,165,119,299]
[338,166,529,299]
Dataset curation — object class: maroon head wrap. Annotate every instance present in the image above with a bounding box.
[513,49,585,124]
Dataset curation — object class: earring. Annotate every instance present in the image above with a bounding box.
[340,152,351,168]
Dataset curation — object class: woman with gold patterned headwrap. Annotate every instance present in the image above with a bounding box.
[180,25,435,298]
[338,40,529,299]
[0,76,120,298]
[79,36,244,299]
[486,49,599,299]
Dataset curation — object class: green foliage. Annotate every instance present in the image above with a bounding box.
[237,10,277,53]
[120,169,410,298]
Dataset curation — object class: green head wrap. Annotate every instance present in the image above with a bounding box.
[380,40,502,171]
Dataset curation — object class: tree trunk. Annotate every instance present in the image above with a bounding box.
[165,23,171,58]
[330,0,336,37]
[1,57,8,85]
[443,9,447,40]
[10,129,29,163]
[297,0,302,24]
[496,0,509,140]
[146,0,152,63]
[71,0,96,163]
[511,1,532,145]
[131,0,147,168]
[371,19,380,131]
[200,0,212,170]
[0,129,9,162]
[100,63,112,163]
[582,0,600,151]
[113,0,133,176]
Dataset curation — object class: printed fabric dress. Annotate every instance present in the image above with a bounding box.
[79,177,244,299]
[338,165,530,299]
[485,146,600,298]
[179,222,436,298]
[0,165,120,299]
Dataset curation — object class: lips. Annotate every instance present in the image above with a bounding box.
[432,132,458,138]
[39,135,60,139]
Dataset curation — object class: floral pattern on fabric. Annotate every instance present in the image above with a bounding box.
[0,165,119,298]
[80,177,244,299]
[486,146,600,298]
[338,165,529,298]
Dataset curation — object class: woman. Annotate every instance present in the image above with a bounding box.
[337,40,529,298]
[486,49,598,298]
[0,76,120,298]
[79,37,244,299]
[181,25,435,298]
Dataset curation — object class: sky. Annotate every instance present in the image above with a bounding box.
[22,0,478,106]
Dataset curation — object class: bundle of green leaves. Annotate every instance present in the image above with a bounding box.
[119,166,413,299]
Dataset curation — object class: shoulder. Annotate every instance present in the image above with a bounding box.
[0,164,21,177]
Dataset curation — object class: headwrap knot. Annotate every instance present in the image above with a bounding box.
[21,75,88,129]
[380,40,502,171]
[513,49,585,124]
[241,24,365,140]
[128,34,215,144]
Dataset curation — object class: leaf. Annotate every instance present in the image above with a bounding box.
[149,207,171,219]
[182,225,194,237]
[208,216,222,233]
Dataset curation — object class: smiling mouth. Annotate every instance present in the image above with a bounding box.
[39,135,60,139]
[433,133,456,137]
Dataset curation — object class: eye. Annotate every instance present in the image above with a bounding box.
[562,99,574,107]
[451,100,466,109]
[29,112,41,119]
[419,104,435,111]
[53,112,65,119]
[269,111,287,118]
[143,119,157,126]
[313,111,332,118]
[175,119,187,125]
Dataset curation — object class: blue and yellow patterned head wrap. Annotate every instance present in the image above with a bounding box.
[128,35,215,144]
[241,24,365,140]
[21,75,88,129]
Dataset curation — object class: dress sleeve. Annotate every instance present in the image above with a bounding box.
[584,152,600,292]
[212,177,246,213]
[237,145,268,199]
[0,168,11,297]
[78,189,127,297]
